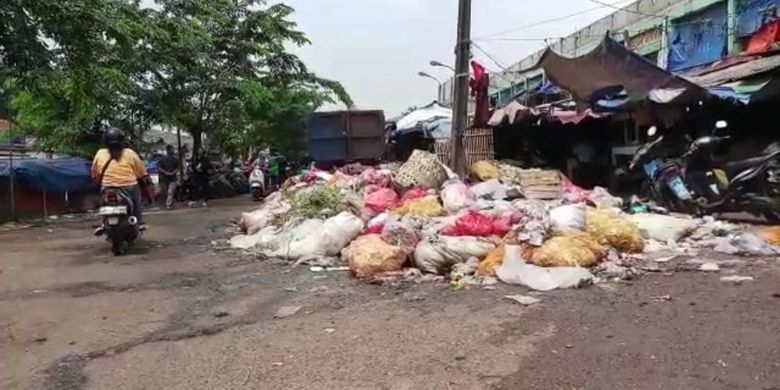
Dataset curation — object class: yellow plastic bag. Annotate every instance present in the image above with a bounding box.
[586,208,644,253]
[470,161,500,181]
[344,234,407,279]
[761,226,780,246]
[393,196,444,217]
[531,232,606,268]
[477,243,537,277]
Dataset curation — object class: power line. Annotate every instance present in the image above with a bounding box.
[475,0,636,40]
[585,0,666,18]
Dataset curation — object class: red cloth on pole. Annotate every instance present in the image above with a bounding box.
[470,61,490,127]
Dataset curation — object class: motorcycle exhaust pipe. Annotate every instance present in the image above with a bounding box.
[128,216,138,226]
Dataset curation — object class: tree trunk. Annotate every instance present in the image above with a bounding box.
[191,129,202,154]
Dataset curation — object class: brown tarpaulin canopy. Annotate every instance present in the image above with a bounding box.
[536,37,707,105]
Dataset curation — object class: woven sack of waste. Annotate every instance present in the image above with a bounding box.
[393,150,448,189]
[413,235,496,274]
[586,208,644,253]
[392,196,444,218]
[470,160,501,181]
[344,234,407,279]
[530,231,606,268]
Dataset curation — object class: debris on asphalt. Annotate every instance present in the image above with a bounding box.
[504,294,542,306]
[720,275,755,284]
[226,155,780,294]
[274,306,302,319]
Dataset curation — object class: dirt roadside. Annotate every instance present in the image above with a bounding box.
[1,197,779,390]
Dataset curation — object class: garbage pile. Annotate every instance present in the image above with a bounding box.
[230,150,780,291]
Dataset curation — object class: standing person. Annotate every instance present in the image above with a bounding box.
[189,150,212,207]
[157,145,180,209]
[91,127,150,233]
[268,149,286,189]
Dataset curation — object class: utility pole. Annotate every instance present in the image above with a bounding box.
[450,0,471,176]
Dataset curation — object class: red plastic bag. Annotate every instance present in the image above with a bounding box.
[364,188,399,213]
[441,210,511,237]
[400,187,428,203]
[562,176,590,204]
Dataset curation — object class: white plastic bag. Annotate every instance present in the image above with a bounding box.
[628,213,697,243]
[471,179,508,200]
[229,226,277,249]
[270,212,364,259]
[440,180,476,214]
[319,212,366,255]
[496,245,594,291]
[549,203,586,233]
[413,235,496,274]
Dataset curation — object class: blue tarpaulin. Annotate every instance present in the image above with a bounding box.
[738,0,780,37]
[0,157,95,193]
[668,4,729,71]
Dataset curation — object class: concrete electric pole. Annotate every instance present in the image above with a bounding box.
[450,0,471,176]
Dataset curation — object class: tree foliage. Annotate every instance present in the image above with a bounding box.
[0,0,351,158]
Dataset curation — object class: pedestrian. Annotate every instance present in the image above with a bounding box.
[157,145,180,209]
[189,150,212,207]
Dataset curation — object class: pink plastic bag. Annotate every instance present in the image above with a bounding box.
[361,168,392,187]
[441,210,511,237]
[400,187,428,203]
[562,177,590,204]
[364,188,399,213]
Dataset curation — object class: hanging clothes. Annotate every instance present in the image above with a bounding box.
[746,20,780,54]
[470,61,490,127]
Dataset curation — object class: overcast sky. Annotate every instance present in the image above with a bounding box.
[143,0,627,116]
[282,0,629,115]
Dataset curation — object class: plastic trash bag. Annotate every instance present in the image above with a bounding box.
[549,203,586,233]
[344,234,407,279]
[588,186,623,209]
[414,235,496,274]
[274,212,364,259]
[400,187,429,203]
[380,221,419,254]
[530,232,605,268]
[477,244,506,277]
[441,210,511,237]
[393,196,444,217]
[628,213,697,243]
[760,226,780,247]
[364,188,399,214]
[470,160,501,181]
[230,226,277,249]
[360,168,392,187]
[441,180,476,214]
[496,245,594,291]
[471,179,508,200]
[586,208,644,253]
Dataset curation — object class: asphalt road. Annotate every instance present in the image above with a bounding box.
[1,197,779,390]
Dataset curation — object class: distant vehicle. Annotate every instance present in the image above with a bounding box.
[307,110,386,164]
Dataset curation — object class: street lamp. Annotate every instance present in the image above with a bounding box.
[418,71,443,102]
[430,60,455,72]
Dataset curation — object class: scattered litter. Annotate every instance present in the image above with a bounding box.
[274,306,301,319]
[323,328,336,334]
[720,275,754,284]
[649,295,672,302]
[504,294,541,306]
[699,262,720,272]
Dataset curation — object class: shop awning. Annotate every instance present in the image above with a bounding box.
[685,53,780,104]
[536,37,708,109]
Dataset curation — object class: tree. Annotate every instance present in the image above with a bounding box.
[1,0,351,158]
[144,0,352,155]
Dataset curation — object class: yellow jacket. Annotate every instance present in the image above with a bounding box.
[91,148,148,187]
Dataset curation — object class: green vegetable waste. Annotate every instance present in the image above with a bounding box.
[290,186,343,219]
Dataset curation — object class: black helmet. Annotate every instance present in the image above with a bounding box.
[103,127,124,148]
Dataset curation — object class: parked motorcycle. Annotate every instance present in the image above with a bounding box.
[629,122,780,221]
[97,188,140,256]
[683,121,780,221]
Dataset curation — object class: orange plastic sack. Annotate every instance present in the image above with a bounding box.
[477,244,536,277]
[530,232,606,268]
[344,234,407,279]
[761,226,780,246]
[586,208,644,253]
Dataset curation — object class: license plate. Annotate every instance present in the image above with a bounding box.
[99,206,127,216]
[251,183,263,188]
[107,217,120,225]
[667,176,692,200]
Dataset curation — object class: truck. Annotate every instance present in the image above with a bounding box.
[307,110,386,163]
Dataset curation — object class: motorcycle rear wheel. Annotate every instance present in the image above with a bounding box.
[111,239,124,256]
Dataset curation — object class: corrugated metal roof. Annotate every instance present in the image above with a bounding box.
[686,54,780,87]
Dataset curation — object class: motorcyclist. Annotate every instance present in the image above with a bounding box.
[91,127,150,233]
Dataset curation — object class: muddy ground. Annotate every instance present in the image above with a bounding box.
[1,197,779,390]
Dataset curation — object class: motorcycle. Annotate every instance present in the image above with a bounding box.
[682,121,780,222]
[97,188,140,256]
[629,122,780,221]
[248,165,265,201]
[628,126,694,212]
